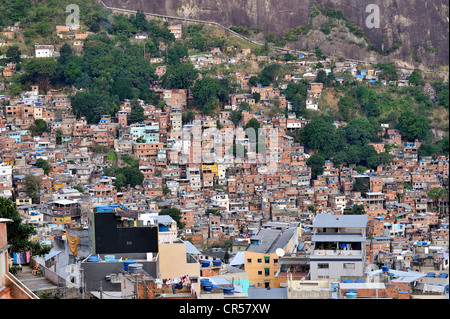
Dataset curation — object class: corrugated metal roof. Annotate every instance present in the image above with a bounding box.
[229,251,245,266]
[184,240,201,255]
[312,214,368,228]
[247,227,297,254]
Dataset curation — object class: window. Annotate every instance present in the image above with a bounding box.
[318,263,329,269]
[190,276,198,284]
[258,271,262,275]
[264,256,270,263]
[273,259,278,264]
[344,263,355,269]
[257,259,262,263]
[247,258,252,263]
[110,273,120,283]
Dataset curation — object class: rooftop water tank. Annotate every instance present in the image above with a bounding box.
[202,284,213,291]
[128,263,143,274]
[346,291,357,299]
[87,256,100,262]
[200,260,210,268]
[343,280,353,283]
[159,225,169,232]
[223,287,235,295]
[104,255,115,262]
[212,260,222,267]
[201,279,211,286]
[123,259,137,271]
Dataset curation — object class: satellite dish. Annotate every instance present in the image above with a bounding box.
[276,248,285,257]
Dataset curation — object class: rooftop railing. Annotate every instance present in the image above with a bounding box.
[312,249,363,257]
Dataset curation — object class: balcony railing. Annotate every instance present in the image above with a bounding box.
[312,250,362,257]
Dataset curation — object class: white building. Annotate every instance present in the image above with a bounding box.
[35,45,55,58]
[0,163,12,188]
[309,214,368,281]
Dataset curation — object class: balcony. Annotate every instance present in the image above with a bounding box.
[312,249,363,257]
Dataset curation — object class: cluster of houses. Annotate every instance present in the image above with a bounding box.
[0,20,448,300]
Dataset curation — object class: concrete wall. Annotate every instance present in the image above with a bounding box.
[310,259,365,280]
[82,254,158,292]
[158,242,201,294]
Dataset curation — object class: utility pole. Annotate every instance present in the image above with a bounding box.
[100,280,103,299]
[80,268,86,299]
[135,274,139,299]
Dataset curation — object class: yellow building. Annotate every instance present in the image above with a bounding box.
[244,224,300,289]
[15,198,32,206]
[202,163,218,176]
[52,215,72,225]
[158,240,201,295]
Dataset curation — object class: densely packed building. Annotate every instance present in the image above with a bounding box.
[0,21,448,300]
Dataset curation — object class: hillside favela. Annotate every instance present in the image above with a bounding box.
[0,0,449,305]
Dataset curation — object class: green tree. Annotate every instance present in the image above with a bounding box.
[353,177,370,195]
[25,174,41,204]
[29,119,50,136]
[24,57,61,93]
[160,62,198,89]
[344,204,365,215]
[252,92,261,103]
[129,100,146,124]
[344,117,379,146]
[182,111,195,124]
[244,118,260,132]
[375,61,398,82]
[55,128,63,145]
[36,158,50,175]
[316,70,328,84]
[167,45,188,65]
[396,110,432,141]
[191,77,229,111]
[71,91,118,124]
[259,63,283,86]
[338,95,359,122]
[135,136,146,143]
[315,46,324,59]
[248,76,259,87]
[408,69,424,86]
[427,187,447,213]
[72,185,84,193]
[159,208,184,229]
[265,31,277,43]
[0,197,50,256]
[229,110,242,125]
[115,166,144,188]
[58,43,73,65]
[6,45,21,63]
[300,116,340,157]
[112,78,134,101]
[306,154,325,179]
